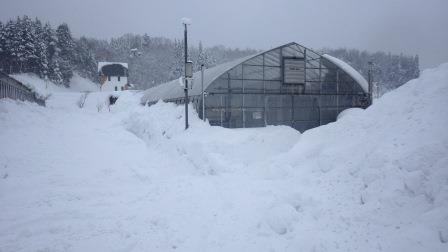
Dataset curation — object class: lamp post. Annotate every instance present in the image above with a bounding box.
[201,64,205,121]
[368,61,373,105]
[182,18,192,129]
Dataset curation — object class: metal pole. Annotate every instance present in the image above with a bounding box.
[184,23,189,129]
[368,61,373,105]
[201,64,205,121]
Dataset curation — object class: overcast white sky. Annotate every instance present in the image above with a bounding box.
[1,0,447,68]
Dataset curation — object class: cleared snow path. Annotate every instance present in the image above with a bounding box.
[1,64,448,252]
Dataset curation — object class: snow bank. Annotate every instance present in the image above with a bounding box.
[264,63,448,251]
[125,101,301,175]
[336,107,364,120]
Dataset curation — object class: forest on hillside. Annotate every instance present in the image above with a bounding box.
[0,16,419,93]
[325,48,420,95]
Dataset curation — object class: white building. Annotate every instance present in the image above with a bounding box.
[98,62,131,91]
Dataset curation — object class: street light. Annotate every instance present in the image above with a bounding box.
[182,17,192,130]
[368,61,373,105]
[201,64,205,121]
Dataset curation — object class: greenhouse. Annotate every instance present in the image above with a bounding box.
[141,42,371,132]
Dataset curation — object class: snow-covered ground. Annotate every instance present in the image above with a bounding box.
[0,64,447,252]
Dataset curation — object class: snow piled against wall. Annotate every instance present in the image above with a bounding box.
[0,63,447,251]
[10,73,99,99]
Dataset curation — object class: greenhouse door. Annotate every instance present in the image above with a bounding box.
[265,95,293,127]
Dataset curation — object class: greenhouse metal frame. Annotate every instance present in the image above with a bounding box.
[141,42,371,132]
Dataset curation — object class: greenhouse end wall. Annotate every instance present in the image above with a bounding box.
[199,43,370,132]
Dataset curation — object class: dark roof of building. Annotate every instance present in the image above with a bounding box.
[99,64,128,77]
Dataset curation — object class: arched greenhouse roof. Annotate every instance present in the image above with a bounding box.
[141,42,368,104]
[322,54,368,92]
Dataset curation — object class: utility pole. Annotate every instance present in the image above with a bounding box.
[201,64,205,121]
[183,21,189,130]
[368,61,373,105]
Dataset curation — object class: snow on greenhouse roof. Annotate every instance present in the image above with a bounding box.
[141,53,259,103]
[322,54,369,93]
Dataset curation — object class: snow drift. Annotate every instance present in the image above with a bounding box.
[0,63,447,251]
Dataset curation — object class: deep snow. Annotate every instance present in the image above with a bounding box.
[0,64,447,252]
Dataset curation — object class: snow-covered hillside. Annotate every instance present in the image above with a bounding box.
[0,64,447,252]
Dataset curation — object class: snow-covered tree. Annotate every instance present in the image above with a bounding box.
[2,18,22,72]
[142,33,151,49]
[16,16,39,73]
[170,39,184,79]
[73,36,97,81]
[194,41,207,71]
[56,23,75,86]
[31,18,49,78]
[0,21,4,68]
[42,22,63,85]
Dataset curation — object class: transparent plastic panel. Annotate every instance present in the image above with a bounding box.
[339,73,364,94]
[282,44,304,58]
[306,58,321,69]
[266,94,292,108]
[205,94,224,108]
[245,55,264,66]
[320,108,338,122]
[306,68,320,81]
[264,66,281,80]
[306,49,321,60]
[264,49,281,66]
[227,108,243,128]
[230,94,243,107]
[244,108,265,128]
[265,81,281,93]
[338,94,355,107]
[305,82,321,94]
[293,107,320,121]
[218,73,228,80]
[230,79,242,92]
[320,95,337,108]
[243,65,264,80]
[266,108,292,125]
[338,79,356,93]
[228,65,243,79]
[206,108,224,126]
[207,77,228,93]
[293,95,315,107]
[243,80,264,93]
[281,84,305,94]
[243,94,265,107]
[321,68,337,82]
